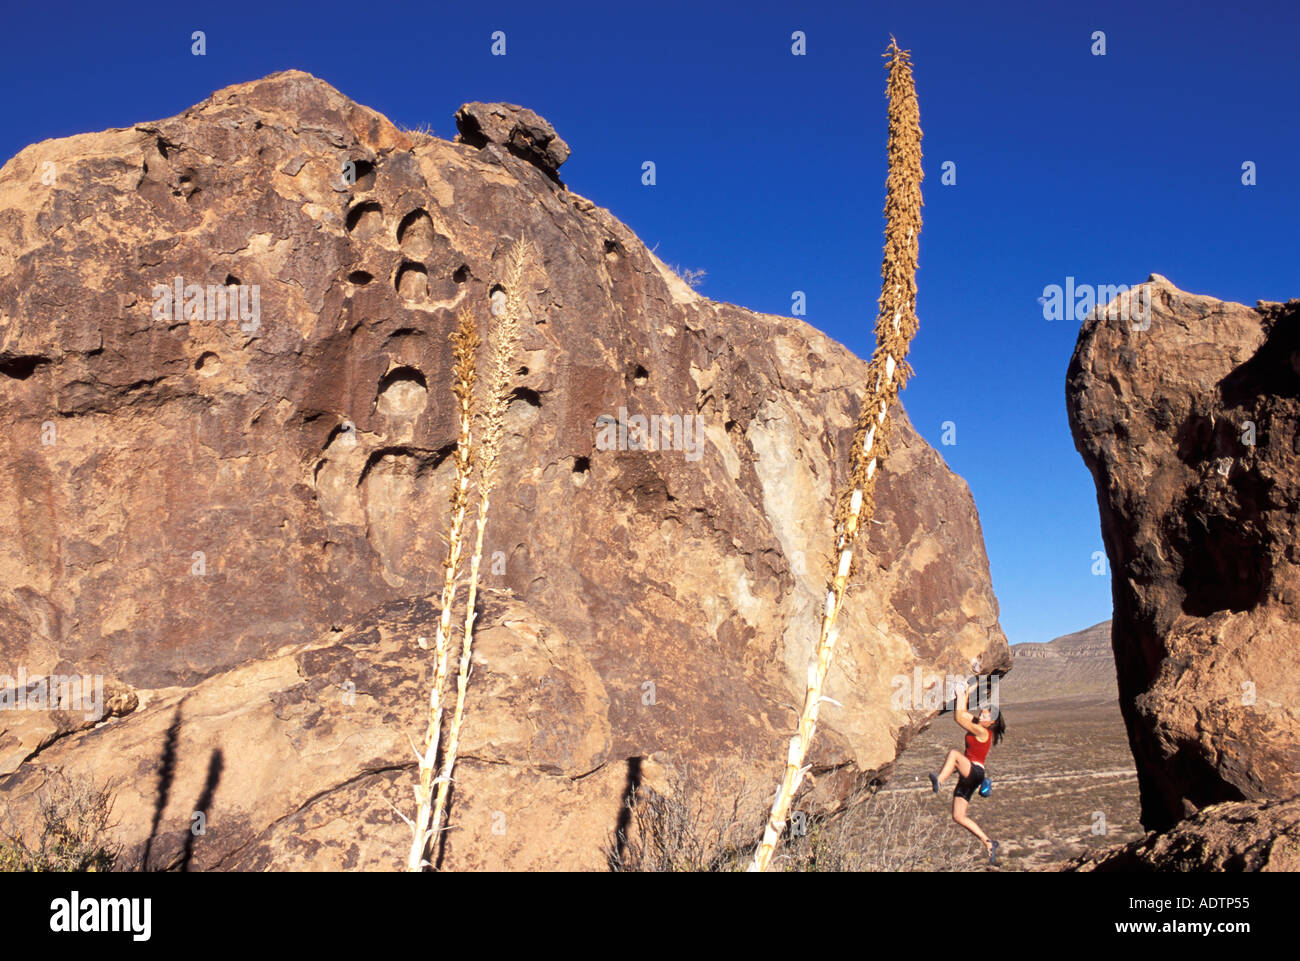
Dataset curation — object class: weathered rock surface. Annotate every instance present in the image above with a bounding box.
[454,102,570,183]
[0,71,1007,869]
[1062,796,1300,872]
[1067,276,1300,833]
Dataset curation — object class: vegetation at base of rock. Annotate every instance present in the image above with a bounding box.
[606,764,756,872]
[0,773,118,872]
[775,789,974,873]
[608,764,975,872]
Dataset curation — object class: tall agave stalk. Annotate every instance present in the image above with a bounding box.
[404,307,479,872]
[750,38,923,873]
[428,236,533,851]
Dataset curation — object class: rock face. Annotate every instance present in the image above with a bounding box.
[0,71,1007,870]
[454,102,570,184]
[1067,275,1300,834]
[1063,796,1300,872]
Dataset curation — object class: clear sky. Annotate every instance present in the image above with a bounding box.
[3,0,1296,646]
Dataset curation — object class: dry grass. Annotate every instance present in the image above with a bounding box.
[608,763,971,872]
[670,265,706,289]
[607,764,757,872]
[775,787,975,872]
[400,123,437,142]
[0,772,118,872]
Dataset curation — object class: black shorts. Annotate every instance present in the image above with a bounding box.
[954,764,985,801]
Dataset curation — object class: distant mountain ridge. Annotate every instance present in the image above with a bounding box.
[1001,620,1116,703]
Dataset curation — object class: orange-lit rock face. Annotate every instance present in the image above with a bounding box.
[0,72,1005,869]
[1068,276,1300,833]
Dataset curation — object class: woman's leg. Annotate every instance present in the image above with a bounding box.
[936,749,970,785]
[952,797,993,852]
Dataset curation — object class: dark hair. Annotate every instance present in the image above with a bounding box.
[990,712,1006,746]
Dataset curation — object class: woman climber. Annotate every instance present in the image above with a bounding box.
[928,680,1006,865]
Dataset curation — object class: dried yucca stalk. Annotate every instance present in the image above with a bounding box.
[750,38,923,872]
[428,236,533,848]
[404,306,479,872]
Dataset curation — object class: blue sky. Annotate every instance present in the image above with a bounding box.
[3,0,1296,646]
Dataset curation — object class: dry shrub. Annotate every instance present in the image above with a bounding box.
[670,265,706,289]
[609,767,980,872]
[608,763,758,872]
[400,123,436,141]
[775,785,978,872]
[0,771,118,872]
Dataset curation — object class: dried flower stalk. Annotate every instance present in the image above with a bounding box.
[428,237,533,848]
[406,306,479,872]
[751,38,923,872]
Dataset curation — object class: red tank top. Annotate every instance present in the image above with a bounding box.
[965,729,992,766]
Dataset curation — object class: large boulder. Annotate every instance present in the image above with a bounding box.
[0,71,1007,869]
[453,101,570,184]
[1067,275,1300,833]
